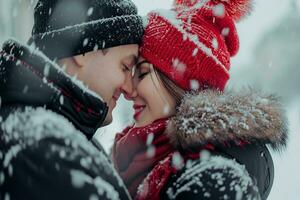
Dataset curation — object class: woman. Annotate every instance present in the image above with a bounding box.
[112,0,288,199]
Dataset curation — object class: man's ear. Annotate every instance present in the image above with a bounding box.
[102,49,109,56]
[73,54,87,68]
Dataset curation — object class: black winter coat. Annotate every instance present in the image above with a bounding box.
[156,90,288,200]
[0,40,131,200]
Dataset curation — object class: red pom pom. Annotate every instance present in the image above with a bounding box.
[173,0,198,7]
[174,0,253,21]
[213,0,253,21]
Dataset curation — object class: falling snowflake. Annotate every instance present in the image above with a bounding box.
[146,133,154,146]
[172,152,184,170]
[83,38,89,47]
[212,38,218,49]
[212,3,225,18]
[87,7,94,16]
[146,145,155,158]
[192,48,198,57]
[221,27,230,37]
[59,95,64,105]
[190,79,199,90]
[43,63,50,77]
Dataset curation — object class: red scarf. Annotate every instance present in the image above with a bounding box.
[112,119,174,198]
[112,118,251,199]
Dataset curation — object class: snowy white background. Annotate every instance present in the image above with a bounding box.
[1,0,299,199]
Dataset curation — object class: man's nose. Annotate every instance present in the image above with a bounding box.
[121,73,134,100]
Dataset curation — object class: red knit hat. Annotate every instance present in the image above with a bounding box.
[140,0,253,91]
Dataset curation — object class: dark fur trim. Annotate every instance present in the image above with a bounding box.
[166,89,288,151]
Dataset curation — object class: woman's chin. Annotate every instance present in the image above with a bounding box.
[133,118,152,128]
[134,121,146,128]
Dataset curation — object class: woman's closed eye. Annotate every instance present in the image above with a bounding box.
[138,72,149,79]
[135,60,151,80]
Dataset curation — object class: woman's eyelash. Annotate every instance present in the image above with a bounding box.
[138,72,148,79]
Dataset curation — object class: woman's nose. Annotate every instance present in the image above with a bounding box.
[122,72,140,100]
[130,88,138,99]
[123,85,137,100]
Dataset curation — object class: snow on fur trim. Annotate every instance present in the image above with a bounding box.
[166,88,288,151]
[173,0,253,21]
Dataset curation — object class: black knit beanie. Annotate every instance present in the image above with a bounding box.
[27,0,144,60]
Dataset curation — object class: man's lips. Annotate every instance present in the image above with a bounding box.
[112,93,121,101]
[133,104,146,119]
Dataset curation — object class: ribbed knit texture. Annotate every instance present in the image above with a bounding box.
[140,0,249,91]
[28,0,144,59]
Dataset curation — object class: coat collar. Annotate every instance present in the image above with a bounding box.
[166,89,288,151]
[0,39,108,139]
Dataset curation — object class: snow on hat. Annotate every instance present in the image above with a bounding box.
[140,0,253,91]
[28,0,144,60]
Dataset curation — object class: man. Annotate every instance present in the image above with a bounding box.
[0,0,143,199]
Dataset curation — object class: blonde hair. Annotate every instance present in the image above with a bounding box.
[152,67,185,106]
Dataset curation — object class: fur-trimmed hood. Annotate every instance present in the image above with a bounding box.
[166,89,288,151]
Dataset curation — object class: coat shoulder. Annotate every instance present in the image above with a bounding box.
[161,154,261,200]
[1,107,80,140]
[0,107,129,200]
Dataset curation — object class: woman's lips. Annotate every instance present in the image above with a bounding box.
[133,104,146,120]
[112,94,121,101]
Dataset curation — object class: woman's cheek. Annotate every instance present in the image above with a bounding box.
[138,77,153,98]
